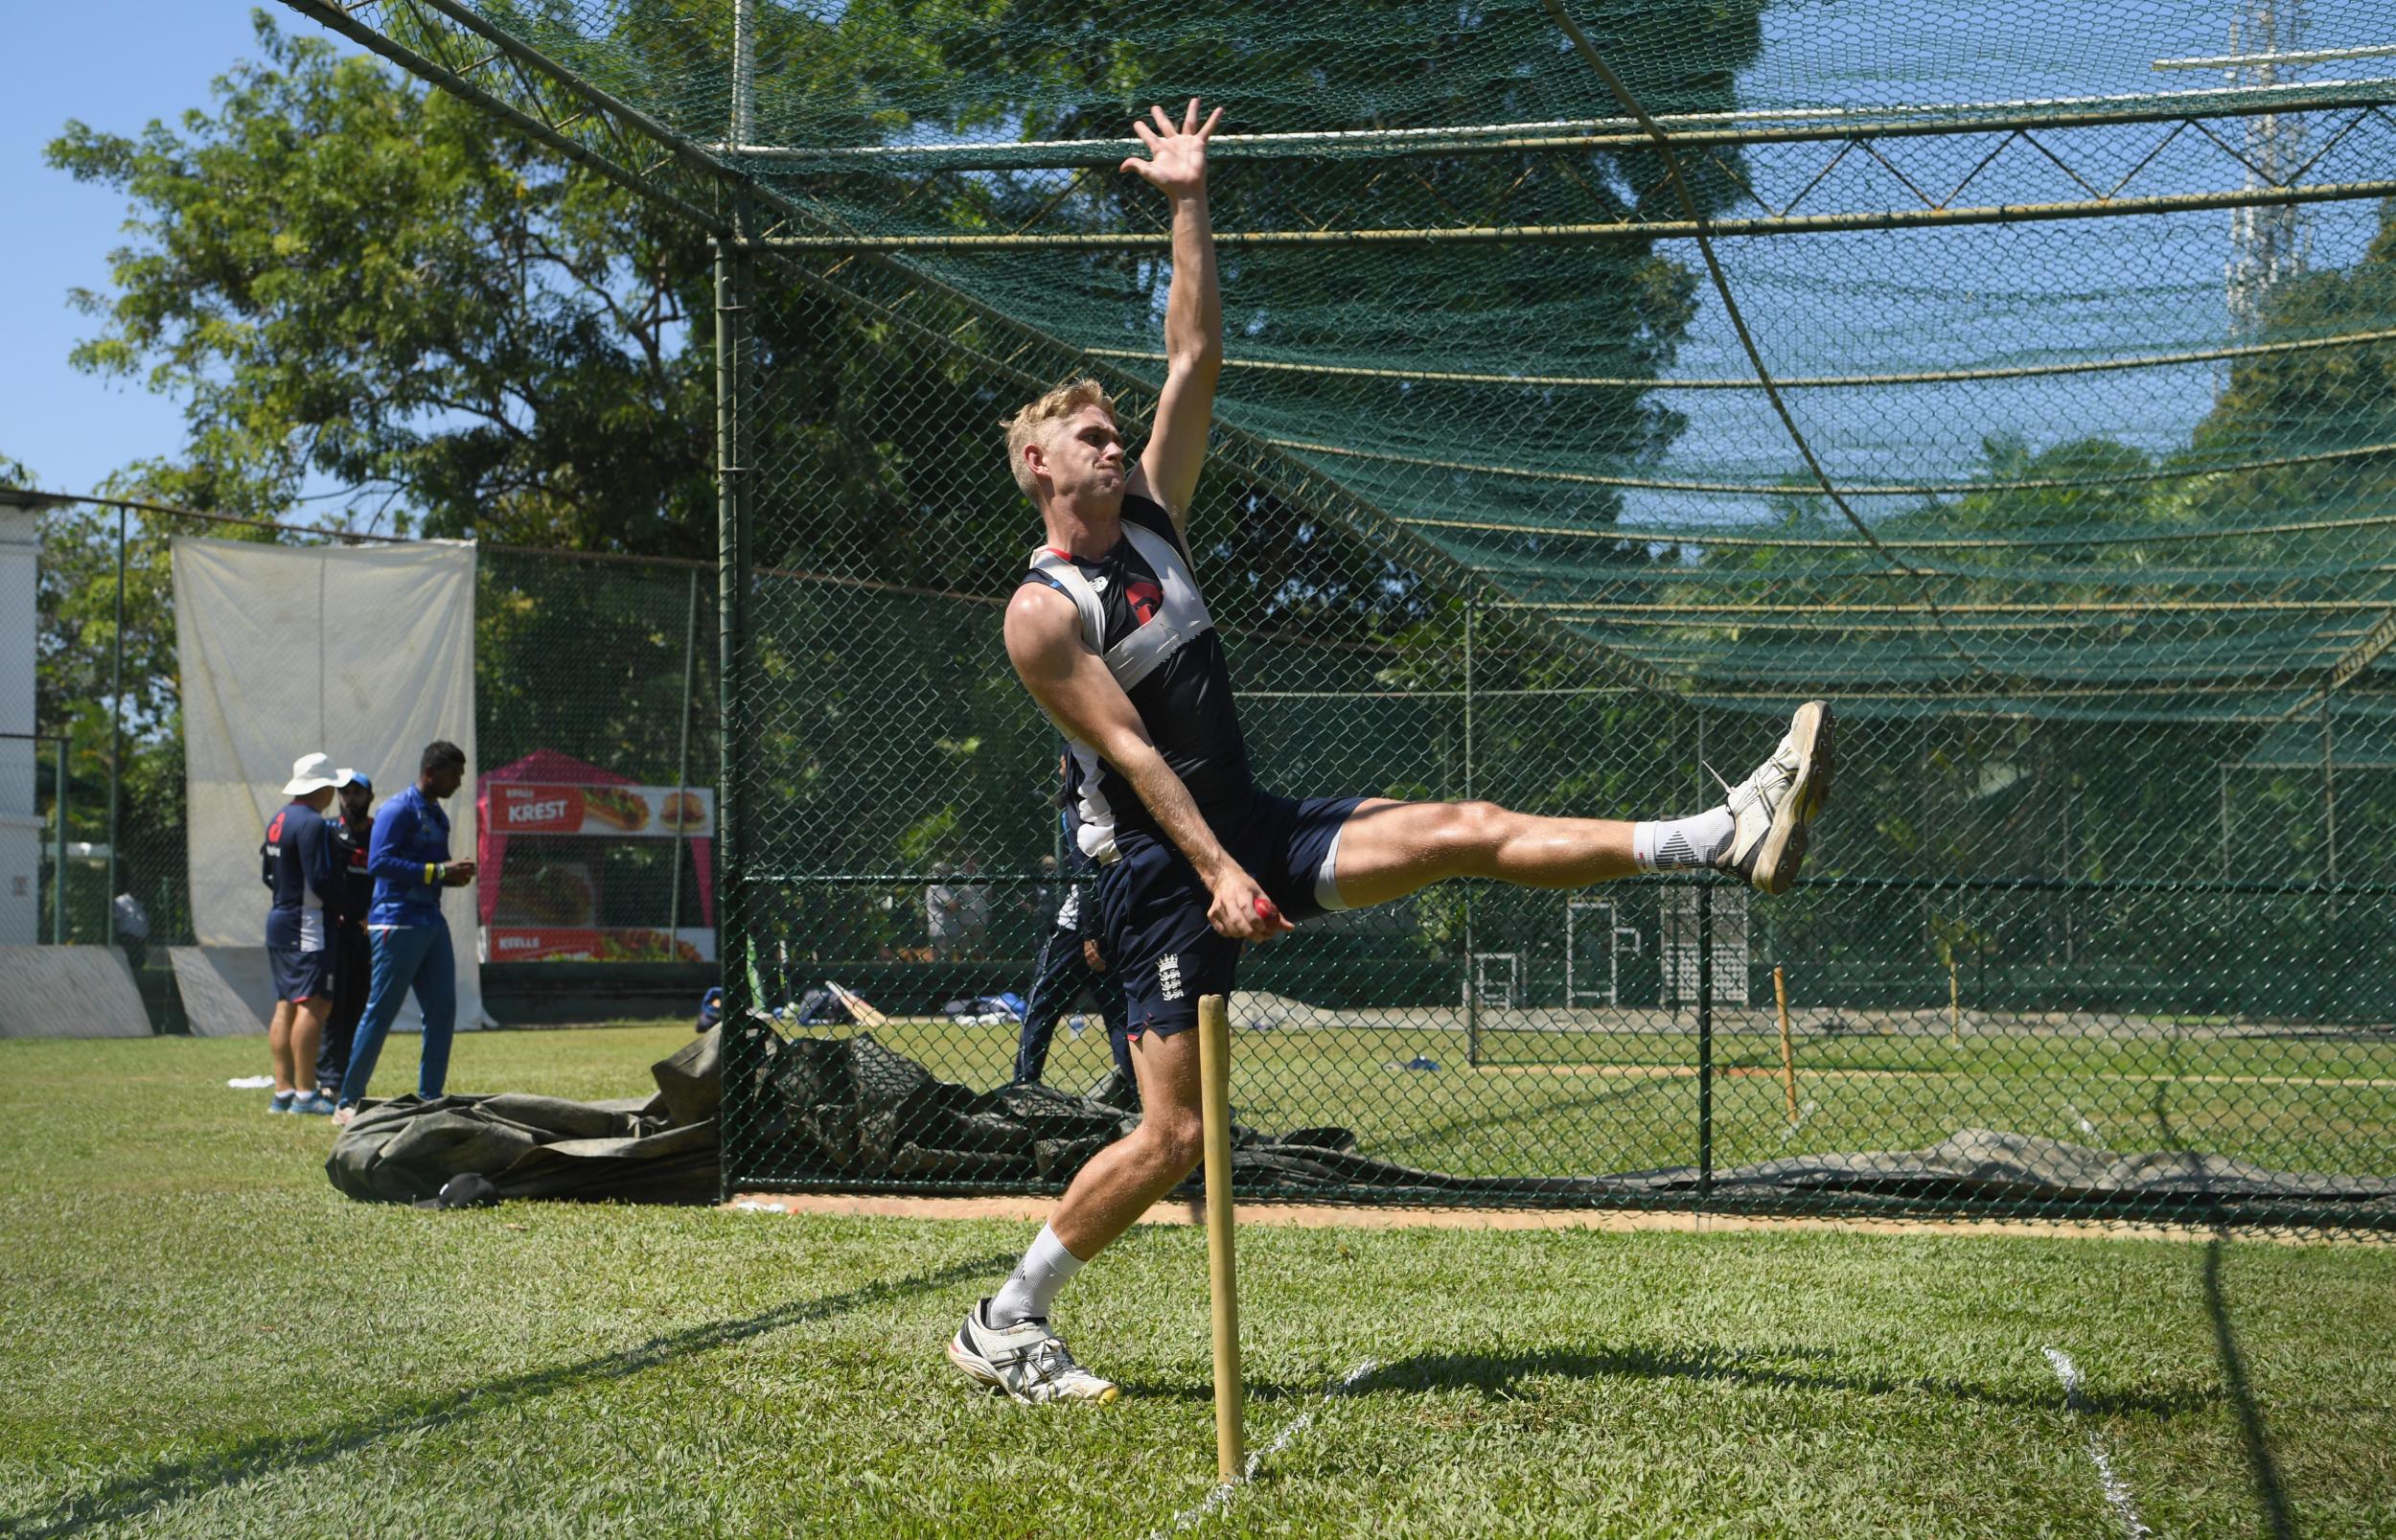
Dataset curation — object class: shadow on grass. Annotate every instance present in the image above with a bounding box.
[2152,1061,2297,1537]
[1347,1342,2216,1418]
[2205,1236,2297,1538]
[0,1252,1013,1540]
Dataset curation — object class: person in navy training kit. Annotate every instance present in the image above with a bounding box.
[263,752,347,1116]
[1014,760,1137,1107]
[333,741,477,1126]
[313,768,376,1099]
[947,100,1836,1405]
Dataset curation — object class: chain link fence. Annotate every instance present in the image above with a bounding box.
[68,0,2396,1230]
[715,266,2396,1231]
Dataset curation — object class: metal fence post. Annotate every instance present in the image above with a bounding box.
[668,564,700,942]
[1463,598,1478,1069]
[1696,879,1714,1201]
[104,508,126,947]
[2320,694,2338,886]
[53,735,67,945]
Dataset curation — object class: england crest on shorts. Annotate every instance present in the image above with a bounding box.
[1157,953,1184,1001]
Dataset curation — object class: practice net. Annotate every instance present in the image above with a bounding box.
[296,0,2396,1230]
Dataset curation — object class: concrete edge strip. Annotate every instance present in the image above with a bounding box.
[723,1192,2369,1246]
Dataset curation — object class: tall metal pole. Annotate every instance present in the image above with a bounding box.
[730,0,756,147]
[667,565,700,943]
[104,507,126,947]
[1463,599,1478,1068]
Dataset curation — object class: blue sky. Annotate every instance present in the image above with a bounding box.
[5,1,2385,515]
[0,3,343,496]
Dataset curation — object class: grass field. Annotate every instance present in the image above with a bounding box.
[5,1026,2395,1538]
[857,1007,2396,1184]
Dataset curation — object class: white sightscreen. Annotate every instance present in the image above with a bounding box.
[173,537,487,1028]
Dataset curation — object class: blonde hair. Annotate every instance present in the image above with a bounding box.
[1002,379,1117,500]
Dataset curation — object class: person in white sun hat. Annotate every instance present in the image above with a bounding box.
[262,752,348,1115]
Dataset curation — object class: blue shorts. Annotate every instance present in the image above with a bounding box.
[1094,792,1366,1040]
[268,945,334,1004]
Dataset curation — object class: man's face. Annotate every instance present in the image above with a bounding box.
[424,763,466,800]
[1029,404,1127,508]
[339,784,373,822]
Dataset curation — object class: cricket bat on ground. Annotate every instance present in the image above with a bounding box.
[824,979,890,1027]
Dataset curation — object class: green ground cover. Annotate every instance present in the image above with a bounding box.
[861,1015,2396,1183]
[3,1028,2392,1537]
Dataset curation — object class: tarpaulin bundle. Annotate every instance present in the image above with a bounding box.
[327,1027,721,1206]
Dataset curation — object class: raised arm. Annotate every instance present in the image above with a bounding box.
[1120,99,1224,537]
[1004,584,1290,942]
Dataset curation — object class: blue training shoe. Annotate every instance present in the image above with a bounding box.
[268,1091,295,1115]
[290,1091,337,1116]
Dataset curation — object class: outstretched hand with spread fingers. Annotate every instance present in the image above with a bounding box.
[1121,98,1223,198]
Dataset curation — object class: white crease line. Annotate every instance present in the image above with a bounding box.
[2042,1347,2154,1540]
[1160,1358,1379,1534]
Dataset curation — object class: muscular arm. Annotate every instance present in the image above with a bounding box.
[1004,584,1289,942]
[1120,101,1224,535]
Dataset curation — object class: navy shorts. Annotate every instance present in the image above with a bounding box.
[1094,792,1366,1040]
[268,945,334,1004]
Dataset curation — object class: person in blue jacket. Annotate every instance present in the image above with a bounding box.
[333,741,477,1124]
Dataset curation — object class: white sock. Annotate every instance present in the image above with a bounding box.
[1633,806,1734,872]
[988,1223,1086,1327]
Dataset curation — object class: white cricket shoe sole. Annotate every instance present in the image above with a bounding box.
[1720,701,1835,896]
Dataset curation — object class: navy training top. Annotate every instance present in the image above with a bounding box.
[265,801,343,952]
[1016,494,1254,851]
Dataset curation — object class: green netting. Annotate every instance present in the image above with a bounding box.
[304,0,2396,1230]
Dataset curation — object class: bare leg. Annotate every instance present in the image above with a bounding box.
[1329,797,1642,910]
[267,1000,298,1094]
[1045,1026,1206,1259]
[291,999,330,1095]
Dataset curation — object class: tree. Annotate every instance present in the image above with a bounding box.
[2193,196,2396,524]
[48,12,714,554]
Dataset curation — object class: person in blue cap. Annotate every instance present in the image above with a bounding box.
[334,741,476,1124]
[314,768,376,1098]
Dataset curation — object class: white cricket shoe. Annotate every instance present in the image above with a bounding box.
[947,1300,1121,1405]
[1716,701,1834,896]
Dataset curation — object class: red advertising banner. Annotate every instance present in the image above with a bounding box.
[489,783,713,838]
[481,926,717,963]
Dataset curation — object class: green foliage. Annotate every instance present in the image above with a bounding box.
[2195,197,2396,521]
[47,11,713,552]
